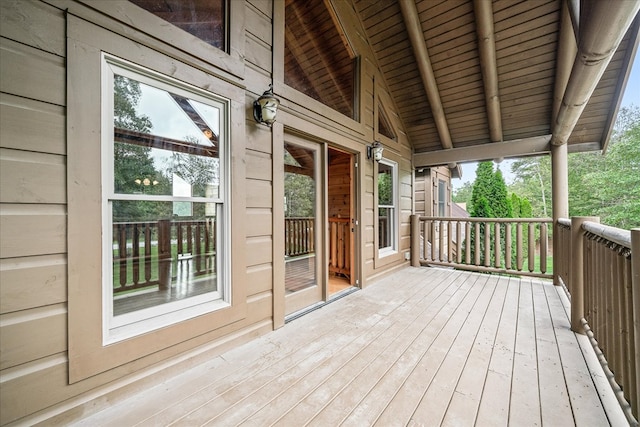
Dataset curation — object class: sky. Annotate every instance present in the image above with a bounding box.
[452,53,640,191]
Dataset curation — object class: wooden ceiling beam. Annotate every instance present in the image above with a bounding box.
[567,0,580,42]
[553,0,577,123]
[413,135,552,168]
[551,0,640,146]
[473,0,502,143]
[399,0,453,149]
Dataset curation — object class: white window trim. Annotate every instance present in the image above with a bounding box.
[100,54,231,344]
[378,158,398,257]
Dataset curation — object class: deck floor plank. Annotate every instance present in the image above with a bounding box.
[509,278,542,426]
[279,270,479,426]
[314,272,488,426]
[373,273,486,425]
[240,268,459,426]
[475,276,521,426]
[532,279,575,426]
[408,274,501,425]
[222,268,455,426]
[544,283,612,426]
[67,267,617,427]
[440,275,509,426]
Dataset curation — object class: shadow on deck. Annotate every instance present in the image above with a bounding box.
[71,267,624,426]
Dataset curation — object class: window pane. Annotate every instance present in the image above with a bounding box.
[130,0,226,50]
[438,180,446,216]
[378,207,393,250]
[378,163,393,206]
[284,143,317,294]
[285,0,356,119]
[378,161,395,251]
[113,75,220,198]
[111,200,218,316]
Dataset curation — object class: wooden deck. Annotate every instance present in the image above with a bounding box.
[70,267,624,426]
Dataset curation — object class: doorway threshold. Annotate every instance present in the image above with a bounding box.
[285,286,359,324]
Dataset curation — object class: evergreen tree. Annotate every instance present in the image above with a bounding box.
[470,162,495,217]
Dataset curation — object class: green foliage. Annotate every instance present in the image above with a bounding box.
[509,156,551,217]
[470,162,512,219]
[510,193,532,219]
[285,172,315,217]
[568,105,640,229]
[452,181,473,205]
[378,166,393,205]
[466,162,514,266]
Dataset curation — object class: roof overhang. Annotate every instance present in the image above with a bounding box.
[353,0,640,169]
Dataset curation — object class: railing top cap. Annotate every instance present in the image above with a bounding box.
[582,221,631,248]
[416,216,553,223]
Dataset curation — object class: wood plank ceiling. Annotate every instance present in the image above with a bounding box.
[353,0,640,167]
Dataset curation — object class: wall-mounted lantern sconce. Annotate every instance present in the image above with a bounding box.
[253,84,280,126]
[367,141,384,162]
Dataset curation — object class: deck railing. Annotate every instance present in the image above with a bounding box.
[112,218,216,293]
[284,217,315,257]
[410,216,553,279]
[411,215,640,422]
[329,218,350,277]
[555,217,640,423]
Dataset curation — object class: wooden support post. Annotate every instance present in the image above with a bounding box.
[552,143,569,286]
[571,216,599,334]
[631,228,640,416]
[411,214,420,267]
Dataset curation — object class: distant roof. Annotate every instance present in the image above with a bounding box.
[452,202,470,219]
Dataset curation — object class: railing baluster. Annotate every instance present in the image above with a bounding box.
[494,222,501,268]
[448,220,453,263]
[540,222,547,274]
[432,220,438,262]
[195,222,202,273]
[505,222,512,270]
[118,224,127,288]
[132,223,140,285]
[465,221,471,265]
[528,222,535,272]
[474,222,480,266]
[439,220,445,262]
[145,224,152,282]
[456,221,462,264]
[484,221,490,267]
[517,222,523,271]
[423,220,429,262]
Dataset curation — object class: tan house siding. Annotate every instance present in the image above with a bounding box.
[0,1,69,424]
[0,0,415,424]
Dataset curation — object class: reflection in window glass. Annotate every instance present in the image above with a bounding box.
[378,161,396,251]
[130,0,226,50]
[285,0,356,119]
[111,201,217,316]
[105,59,227,339]
[284,143,317,294]
[113,75,220,199]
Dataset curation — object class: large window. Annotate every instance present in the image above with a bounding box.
[284,0,357,119]
[102,55,229,343]
[378,160,397,253]
[130,0,227,51]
